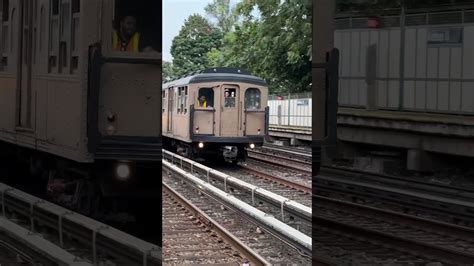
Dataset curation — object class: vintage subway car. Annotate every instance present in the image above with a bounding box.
[0,0,161,213]
[162,68,269,163]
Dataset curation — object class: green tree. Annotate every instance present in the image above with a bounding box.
[227,0,312,94]
[163,61,174,82]
[171,14,223,77]
[205,0,239,32]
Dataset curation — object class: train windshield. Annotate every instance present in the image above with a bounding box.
[245,88,261,110]
[112,0,160,53]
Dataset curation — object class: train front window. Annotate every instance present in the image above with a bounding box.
[224,88,236,108]
[198,88,214,108]
[245,88,261,110]
[112,1,160,53]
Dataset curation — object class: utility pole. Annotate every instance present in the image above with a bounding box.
[313,0,337,161]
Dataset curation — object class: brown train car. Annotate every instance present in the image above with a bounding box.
[0,0,161,213]
[162,67,269,163]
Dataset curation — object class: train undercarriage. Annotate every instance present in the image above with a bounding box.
[163,136,257,164]
[0,142,160,222]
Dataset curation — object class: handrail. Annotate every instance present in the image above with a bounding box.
[162,159,312,255]
[0,183,161,265]
[163,150,311,221]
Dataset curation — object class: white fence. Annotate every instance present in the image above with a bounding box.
[335,8,474,115]
[268,94,312,128]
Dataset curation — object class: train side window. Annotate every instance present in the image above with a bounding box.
[48,0,59,73]
[245,88,261,110]
[177,87,181,113]
[59,1,71,73]
[162,90,166,113]
[178,86,186,114]
[71,0,80,73]
[184,86,188,113]
[224,88,236,108]
[113,0,160,53]
[0,0,9,71]
[198,88,214,108]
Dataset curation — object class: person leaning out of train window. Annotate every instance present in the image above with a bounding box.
[198,96,208,108]
[112,15,156,53]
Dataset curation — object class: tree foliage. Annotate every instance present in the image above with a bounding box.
[205,0,239,32]
[170,1,312,94]
[209,0,312,94]
[163,61,174,83]
[170,14,223,77]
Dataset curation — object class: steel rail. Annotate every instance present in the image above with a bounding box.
[315,195,474,241]
[239,163,312,194]
[251,147,311,164]
[315,174,474,224]
[247,149,312,174]
[162,182,270,265]
[163,150,311,221]
[314,215,474,264]
[0,183,161,265]
[162,159,312,255]
[262,144,312,158]
[321,165,474,200]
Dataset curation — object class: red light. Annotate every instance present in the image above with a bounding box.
[277,96,284,100]
[368,17,380,28]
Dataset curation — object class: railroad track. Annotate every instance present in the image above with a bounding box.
[162,160,312,265]
[227,161,311,199]
[247,147,311,175]
[162,183,266,265]
[315,195,474,265]
[262,143,312,159]
[317,166,474,226]
[163,150,312,236]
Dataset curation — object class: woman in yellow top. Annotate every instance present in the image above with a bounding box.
[112,15,155,52]
[198,96,207,107]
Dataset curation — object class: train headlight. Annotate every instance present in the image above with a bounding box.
[198,142,204,148]
[116,163,131,180]
[250,143,255,149]
[257,128,261,135]
[195,127,199,134]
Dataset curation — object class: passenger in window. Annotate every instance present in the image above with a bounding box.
[198,96,207,108]
[112,15,156,53]
[224,90,235,108]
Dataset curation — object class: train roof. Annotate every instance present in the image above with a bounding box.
[162,67,267,89]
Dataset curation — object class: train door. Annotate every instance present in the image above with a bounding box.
[17,0,34,129]
[220,85,240,136]
[167,87,173,133]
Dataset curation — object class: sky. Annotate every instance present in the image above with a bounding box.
[163,0,240,62]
